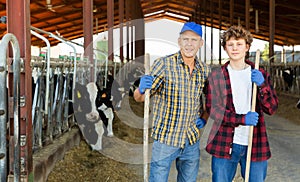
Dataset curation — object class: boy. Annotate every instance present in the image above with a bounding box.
[205,25,278,182]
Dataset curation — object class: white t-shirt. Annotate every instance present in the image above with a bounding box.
[227,65,252,146]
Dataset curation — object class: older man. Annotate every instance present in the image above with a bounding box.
[134,22,210,182]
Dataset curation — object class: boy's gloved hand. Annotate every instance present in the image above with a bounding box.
[195,116,206,129]
[245,111,259,126]
[139,75,153,94]
[251,69,265,86]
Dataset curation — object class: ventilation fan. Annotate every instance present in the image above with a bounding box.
[46,0,65,12]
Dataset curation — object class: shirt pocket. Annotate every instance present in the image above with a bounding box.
[163,75,180,99]
[193,77,204,99]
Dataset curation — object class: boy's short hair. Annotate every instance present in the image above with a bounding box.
[220,25,253,48]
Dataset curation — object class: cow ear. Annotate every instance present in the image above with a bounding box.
[77,90,82,98]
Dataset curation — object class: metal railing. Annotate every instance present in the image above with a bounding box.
[0,29,140,182]
[261,62,300,96]
[0,33,21,182]
[30,56,73,150]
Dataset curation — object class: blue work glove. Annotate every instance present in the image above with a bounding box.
[245,111,259,126]
[195,116,206,129]
[139,75,153,94]
[251,69,265,86]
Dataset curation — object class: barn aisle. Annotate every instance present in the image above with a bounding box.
[46,94,300,182]
[265,114,300,181]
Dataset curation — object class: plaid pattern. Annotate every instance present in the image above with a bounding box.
[205,60,278,161]
[149,51,210,148]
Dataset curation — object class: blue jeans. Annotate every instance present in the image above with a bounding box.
[149,138,200,182]
[212,143,268,182]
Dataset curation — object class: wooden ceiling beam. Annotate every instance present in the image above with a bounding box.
[3,0,300,46]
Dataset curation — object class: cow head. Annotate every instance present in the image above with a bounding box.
[74,82,104,150]
[74,82,99,123]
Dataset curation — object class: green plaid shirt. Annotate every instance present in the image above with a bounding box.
[150,51,210,148]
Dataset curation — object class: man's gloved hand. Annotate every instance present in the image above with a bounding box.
[195,116,206,129]
[245,111,259,126]
[139,75,153,94]
[251,69,265,86]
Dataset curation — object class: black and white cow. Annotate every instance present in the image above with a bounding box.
[129,77,140,97]
[74,82,104,150]
[282,68,294,91]
[297,99,300,109]
[98,102,114,136]
[124,65,144,95]
[96,71,125,111]
[95,86,115,137]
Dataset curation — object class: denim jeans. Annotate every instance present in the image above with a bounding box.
[149,138,200,182]
[212,143,268,182]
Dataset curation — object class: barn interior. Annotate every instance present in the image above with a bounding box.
[0,0,299,181]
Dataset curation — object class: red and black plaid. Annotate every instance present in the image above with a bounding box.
[205,60,278,161]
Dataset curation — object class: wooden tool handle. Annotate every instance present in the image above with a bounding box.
[245,49,260,182]
[143,53,150,182]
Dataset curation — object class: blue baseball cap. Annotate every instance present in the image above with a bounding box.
[180,22,202,37]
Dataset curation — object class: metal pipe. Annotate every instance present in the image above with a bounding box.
[104,55,108,88]
[114,62,117,78]
[93,54,97,83]
[94,52,108,87]
[0,37,8,182]
[255,10,259,33]
[30,29,54,142]
[31,26,77,104]
[31,59,69,68]
[0,33,21,182]
[48,34,76,101]
[31,26,112,90]
[30,30,51,118]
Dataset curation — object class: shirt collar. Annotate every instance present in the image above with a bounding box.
[176,51,201,70]
[224,59,254,69]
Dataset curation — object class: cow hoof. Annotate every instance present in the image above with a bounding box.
[107,133,114,137]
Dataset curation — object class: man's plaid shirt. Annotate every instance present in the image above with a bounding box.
[205,60,278,161]
[149,51,210,148]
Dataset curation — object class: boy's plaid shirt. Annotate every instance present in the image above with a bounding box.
[205,60,278,161]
